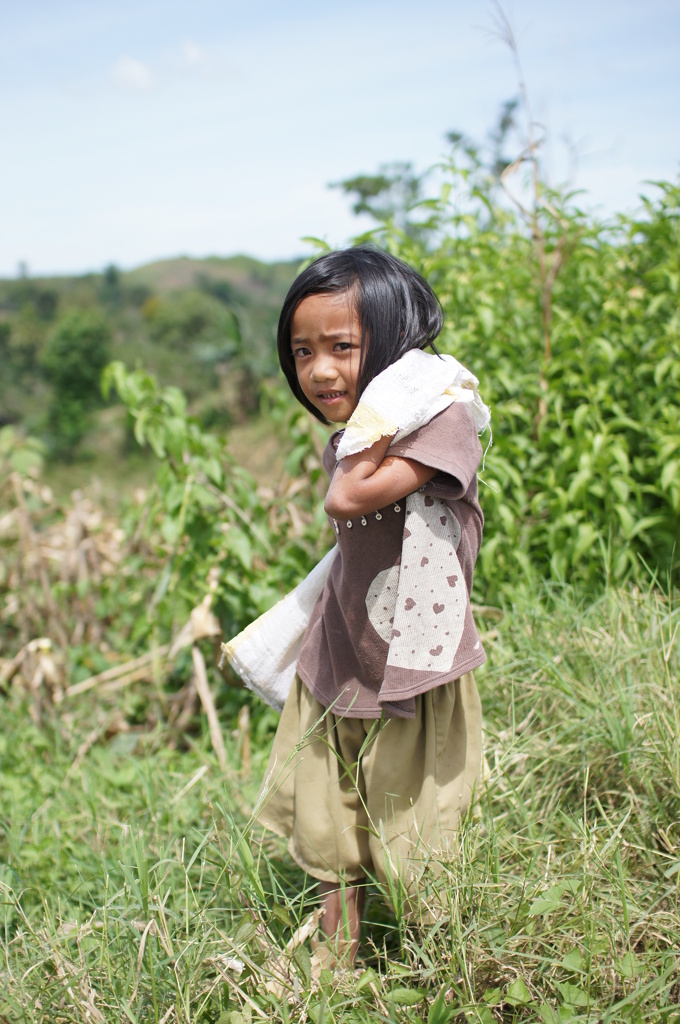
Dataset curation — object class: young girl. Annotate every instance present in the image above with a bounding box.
[257,246,487,961]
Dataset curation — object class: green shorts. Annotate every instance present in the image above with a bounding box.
[255,673,482,886]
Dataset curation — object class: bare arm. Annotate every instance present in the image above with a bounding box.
[324,435,437,519]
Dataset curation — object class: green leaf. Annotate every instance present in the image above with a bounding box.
[476,1010,496,1024]
[160,516,180,545]
[477,306,495,337]
[629,513,664,540]
[615,503,636,539]
[427,986,454,1024]
[661,460,679,491]
[572,523,598,563]
[292,944,311,986]
[610,477,630,502]
[151,561,172,606]
[204,455,224,485]
[232,915,258,947]
[506,978,531,1006]
[619,951,639,979]
[654,354,678,386]
[270,903,294,928]
[192,483,220,511]
[561,948,584,972]
[146,421,166,459]
[164,386,187,416]
[0,425,14,455]
[9,447,44,475]
[356,968,378,992]
[572,403,591,433]
[133,408,149,446]
[226,530,253,571]
[389,986,426,1006]
[556,981,589,1007]
[529,897,564,916]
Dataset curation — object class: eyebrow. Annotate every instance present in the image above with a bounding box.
[290,330,355,344]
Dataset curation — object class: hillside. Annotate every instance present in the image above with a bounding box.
[0,254,300,477]
[0,253,299,300]
[123,253,300,297]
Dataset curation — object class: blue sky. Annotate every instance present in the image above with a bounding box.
[2,0,679,276]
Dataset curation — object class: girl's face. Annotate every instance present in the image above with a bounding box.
[290,292,362,423]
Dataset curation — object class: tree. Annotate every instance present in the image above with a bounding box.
[100,263,122,308]
[144,290,272,415]
[145,290,233,351]
[330,161,426,239]
[42,309,111,458]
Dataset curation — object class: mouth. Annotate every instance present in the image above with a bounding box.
[316,390,347,402]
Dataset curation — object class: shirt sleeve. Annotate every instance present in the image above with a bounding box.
[387,402,482,500]
[323,431,343,478]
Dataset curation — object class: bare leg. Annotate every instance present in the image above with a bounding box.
[318,879,365,964]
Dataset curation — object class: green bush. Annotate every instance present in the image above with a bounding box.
[101,362,331,644]
[108,169,679,604]
[338,167,680,599]
[145,289,236,356]
[41,307,111,458]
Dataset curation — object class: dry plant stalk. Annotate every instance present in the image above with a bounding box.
[237,704,251,774]
[491,2,581,428]
[66,645,171,697]
[9,473,68,647]
[0,637,64,725]
[48,945,106,1023]
[3,475,132,656]
[3,475,239,772]
[263,909,326,999]
[192,644,228,773]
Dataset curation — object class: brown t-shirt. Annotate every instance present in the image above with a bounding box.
[296,402,486,719]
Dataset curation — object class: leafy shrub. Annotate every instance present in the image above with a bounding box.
[145,289,236,356]
[337,167,680,599]
[108,168,679,603]
[41,307,111,458]
[102,362,331,643]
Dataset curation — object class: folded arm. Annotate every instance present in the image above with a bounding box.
[324,435,437,519]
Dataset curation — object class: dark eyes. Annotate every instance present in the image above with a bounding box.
[291,342,354,358]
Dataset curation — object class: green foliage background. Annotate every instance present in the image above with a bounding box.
[41,308,112,458]
[1,158,678,649]
[334,165,679,599]
[0,254,297,442]
[101,167,680,633]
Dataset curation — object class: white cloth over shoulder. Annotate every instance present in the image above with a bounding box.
[335,349,491,461]
[220,349,490,710]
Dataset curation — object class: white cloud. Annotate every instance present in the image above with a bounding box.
[181,40,206,68]
[111,56,154,93]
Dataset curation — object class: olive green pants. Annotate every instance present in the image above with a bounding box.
[256,673,482,886]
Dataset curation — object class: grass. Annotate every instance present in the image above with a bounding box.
[1,581,678,1022]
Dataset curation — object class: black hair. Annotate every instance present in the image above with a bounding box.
[277,245,443,423]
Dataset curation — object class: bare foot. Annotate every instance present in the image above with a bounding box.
[317,879,365,965]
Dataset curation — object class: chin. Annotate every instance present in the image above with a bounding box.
[329,407,353,423]
[312,401,352,423]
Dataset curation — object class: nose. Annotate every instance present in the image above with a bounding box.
[310,352,337,382]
